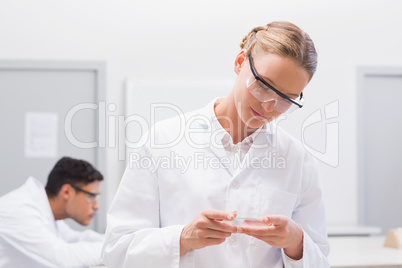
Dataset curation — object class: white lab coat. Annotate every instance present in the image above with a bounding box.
[0,177,104,268]
[102,99,330,268]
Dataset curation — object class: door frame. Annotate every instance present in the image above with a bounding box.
[356,66,402,226]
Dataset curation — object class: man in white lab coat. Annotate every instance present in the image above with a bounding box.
[0,156,105,268]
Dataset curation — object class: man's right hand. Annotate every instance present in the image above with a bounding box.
[180,209,238,256]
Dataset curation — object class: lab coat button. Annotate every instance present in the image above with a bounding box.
[233,146,239,153]
[231,181,240,189]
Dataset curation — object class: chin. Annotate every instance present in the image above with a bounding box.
[243,115,267,128]
[246,117,277,132]
[76,219,91,226]
[262,116,276,124]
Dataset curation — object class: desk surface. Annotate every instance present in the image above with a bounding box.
[91,236,402,268]
[329,236,402,268]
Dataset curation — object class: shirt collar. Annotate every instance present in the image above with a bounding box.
[206,98,271,147]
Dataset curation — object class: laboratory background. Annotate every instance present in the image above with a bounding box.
[1,0,401,266]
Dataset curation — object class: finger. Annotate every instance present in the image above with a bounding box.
[204,237,226,246]
[208,219,238,233]
[196,217,238,233]
[264,215,285,226]
[203,209,237,221]
[201,229,232,239]
[244,219,267,227]
[237,224,276,235]
[215,211,237,221]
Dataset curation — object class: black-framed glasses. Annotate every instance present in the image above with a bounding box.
[69,184,100,203]
[247,54,304,113]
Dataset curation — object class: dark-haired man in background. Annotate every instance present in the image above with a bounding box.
[0,156,105,267]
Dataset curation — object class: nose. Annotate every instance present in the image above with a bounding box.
[92,200,99,210]
[261,99,277,112]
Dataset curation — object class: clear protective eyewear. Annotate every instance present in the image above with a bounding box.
[246,54,304,114]
[69,184,100,204]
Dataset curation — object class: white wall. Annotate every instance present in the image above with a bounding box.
[1,0,401,226]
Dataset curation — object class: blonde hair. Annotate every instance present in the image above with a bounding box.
[240,21,317,80]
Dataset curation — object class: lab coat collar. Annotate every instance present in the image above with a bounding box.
[24,177,57,225]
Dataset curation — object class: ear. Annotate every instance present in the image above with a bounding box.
[59,184,73,201]
[234,50,247,75]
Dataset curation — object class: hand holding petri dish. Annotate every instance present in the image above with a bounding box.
[229,212,271,228]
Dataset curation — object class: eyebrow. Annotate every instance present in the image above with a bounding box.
[261,75,300,98]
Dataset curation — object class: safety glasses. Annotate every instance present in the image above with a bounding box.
[69,184,99,204]
[247,54,304,114]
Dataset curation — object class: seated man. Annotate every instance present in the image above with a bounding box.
[0,156,105,267]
